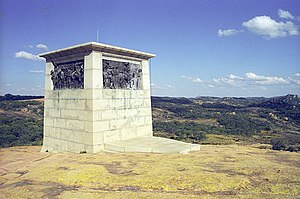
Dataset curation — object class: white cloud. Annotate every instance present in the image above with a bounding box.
[228,74,244,80]
[294,73,300,77]
[185,72,292,89]
[151,83,172,90]
[245,72,288,84]
[218,29,242,37]
[36,44,48,50]
[192,78,202,83]
[289,73,300,85]
[209,72,293,90]
[15,51,45,61]
[29,70,44,73]
[176,72,299,96]
[245,72,266,81]
[213,77,241,87]
[289,78,300,85]
[5,83,12,86]
[278,9,295,19]
[242,16,299,38]
[181,75,202,83]
[213,74,245,87]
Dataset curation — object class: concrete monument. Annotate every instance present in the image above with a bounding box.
[40,42,200,153]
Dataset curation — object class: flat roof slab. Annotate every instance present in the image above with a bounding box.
[104,137,200,154]
[39,42,156,61]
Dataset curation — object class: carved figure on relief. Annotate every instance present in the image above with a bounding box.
[50,60,84,90]
[103,59,142,90]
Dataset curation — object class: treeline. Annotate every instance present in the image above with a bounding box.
[0,93,44,101]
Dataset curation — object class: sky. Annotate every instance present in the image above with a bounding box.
[0,0,299,97]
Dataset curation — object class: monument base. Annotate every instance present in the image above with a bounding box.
[103,136,200,154]
[39,42,200,154]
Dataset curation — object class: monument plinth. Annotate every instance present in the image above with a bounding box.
[40,42,200,153]
[40,42,155,153]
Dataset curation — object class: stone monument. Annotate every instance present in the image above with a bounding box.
[40,42,200,153]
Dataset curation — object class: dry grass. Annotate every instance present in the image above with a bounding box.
[0,145,299,198]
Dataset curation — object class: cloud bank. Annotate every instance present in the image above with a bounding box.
[278,9,295,19]
[15,43,48,61]
[218,29,242,37]
[218,9,299,39]
[182,72,300,88]
[181,75,202,83]
[242,16,298,39]
[15,51,45,61]
[36,44,49,50]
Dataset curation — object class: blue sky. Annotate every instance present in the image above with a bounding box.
[0,0,299,97]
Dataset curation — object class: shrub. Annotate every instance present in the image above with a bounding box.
[270,138,286,150]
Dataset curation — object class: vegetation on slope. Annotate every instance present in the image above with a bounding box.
[151,95,300,151]
[0,98,44,148]
[0,115,43,147]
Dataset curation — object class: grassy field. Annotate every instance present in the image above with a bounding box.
[0,145,299,198]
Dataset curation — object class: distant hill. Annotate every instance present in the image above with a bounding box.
[0,94,44,101]
[249,94,300,125]
[251,94,300,108]
[192,96,268,106]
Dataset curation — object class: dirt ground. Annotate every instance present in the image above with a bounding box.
[0,145,299,198]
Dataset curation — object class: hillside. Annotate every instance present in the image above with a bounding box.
[0,94,300,152]
[152,95,300,151]
[0,145,299,198]
[0,99,43,148]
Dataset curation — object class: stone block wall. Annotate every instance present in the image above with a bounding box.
[42,50,153,153]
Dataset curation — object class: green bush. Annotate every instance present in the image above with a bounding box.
[270,138,286,150]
